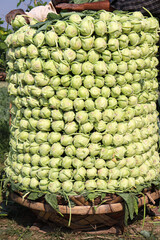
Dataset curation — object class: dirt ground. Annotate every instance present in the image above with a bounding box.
[0,197,160,240]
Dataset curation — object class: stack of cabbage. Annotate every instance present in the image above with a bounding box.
[4,10,160,195]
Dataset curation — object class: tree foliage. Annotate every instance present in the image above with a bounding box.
[0,19,12,72]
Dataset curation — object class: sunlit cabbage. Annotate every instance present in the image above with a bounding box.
[5,10,160,197]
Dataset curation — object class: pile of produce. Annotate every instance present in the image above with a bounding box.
[4,10,160,196]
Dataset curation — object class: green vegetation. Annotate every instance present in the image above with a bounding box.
[0,4,160,239]
[0,83,10,169]
[0,2,47,171]
[0,18,12,73]
[5,10,160,196]
[0,18,11,170]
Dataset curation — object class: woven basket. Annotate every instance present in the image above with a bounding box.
[10,188,160,232]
